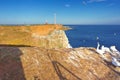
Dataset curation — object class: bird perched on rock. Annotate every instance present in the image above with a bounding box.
[96,42,105,58]
[112,57,120,67]
[110,46,120,57]
[101,45,111,53]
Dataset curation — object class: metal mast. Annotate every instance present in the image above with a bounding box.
[54,13,56,24]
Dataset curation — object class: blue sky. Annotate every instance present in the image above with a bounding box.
[0,0,120,24]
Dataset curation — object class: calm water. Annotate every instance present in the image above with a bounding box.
[65,25,120,50]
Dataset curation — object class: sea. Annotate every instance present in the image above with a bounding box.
[65,25,120,51]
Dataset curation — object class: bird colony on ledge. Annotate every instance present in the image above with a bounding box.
[96,42,120,67]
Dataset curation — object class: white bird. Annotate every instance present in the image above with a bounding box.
[101,45,111,53]
[110,46,120,57]
[112,57,120,67]
[96,42,105,57]
[110,46,118,52]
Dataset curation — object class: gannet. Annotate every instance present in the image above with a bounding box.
[112,57,120,67]
[96,42,105,57]
[101,45,111,53]
[110,46,118,52]
[110,46,120,57]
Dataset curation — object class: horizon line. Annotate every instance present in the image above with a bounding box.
[0,23,120,26]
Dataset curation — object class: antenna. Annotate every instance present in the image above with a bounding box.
[54,13,56,24]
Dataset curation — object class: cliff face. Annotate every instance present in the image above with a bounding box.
[0,47,119,80]
[32,30,71,48]
[0,24,71,48]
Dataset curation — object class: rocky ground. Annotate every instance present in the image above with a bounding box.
[0,46,120,80]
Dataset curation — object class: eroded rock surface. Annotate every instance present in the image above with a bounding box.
[0,47,119,80]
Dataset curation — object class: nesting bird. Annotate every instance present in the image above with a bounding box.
[96,42,120,67]
[112,57,120,67]
[96,42,105,58]
[101,45,111,53]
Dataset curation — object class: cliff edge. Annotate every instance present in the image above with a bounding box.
[0,24,71,48]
